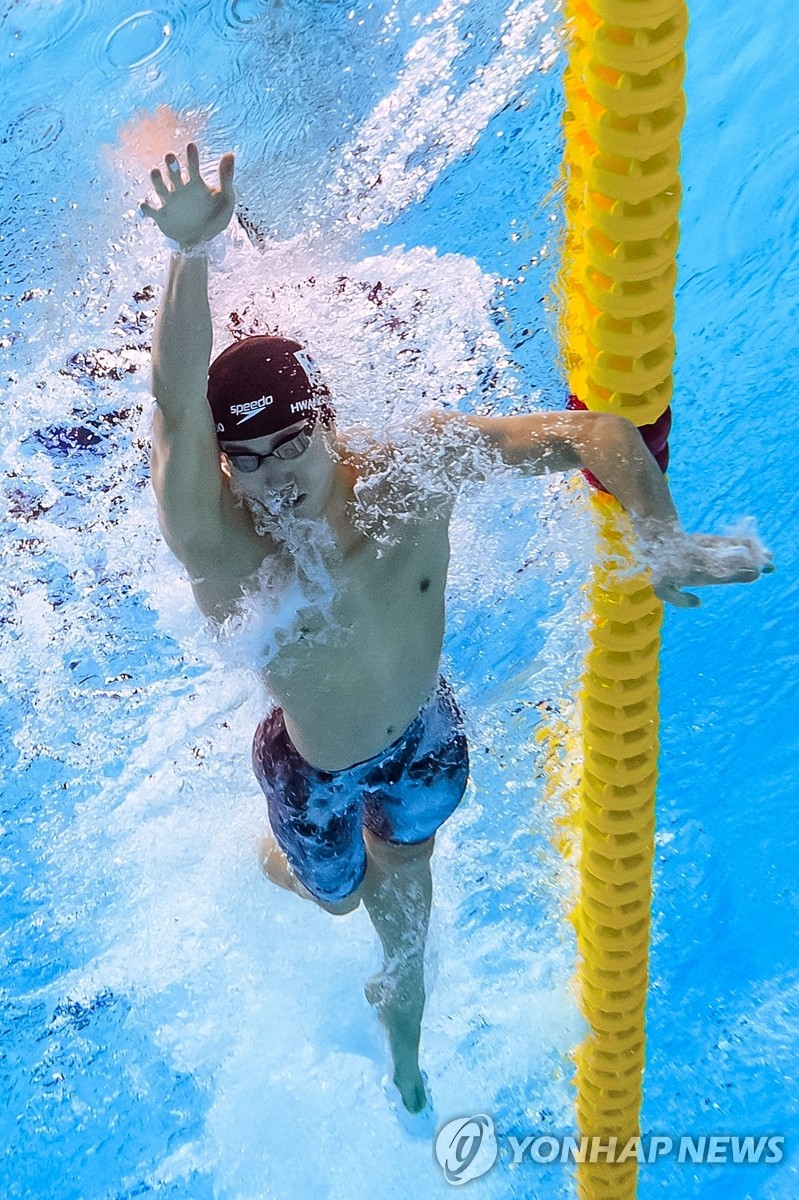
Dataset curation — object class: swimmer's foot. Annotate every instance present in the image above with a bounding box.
[257,834,311,899]
[394,1067,428,1115]
[258,835,361,914]
[380,1070,435,1139]
[365,971,428,1114]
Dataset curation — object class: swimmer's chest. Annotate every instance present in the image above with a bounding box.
[343,517,449,620]
[269,518,450,677]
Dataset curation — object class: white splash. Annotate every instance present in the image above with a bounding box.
[330,0,562,229]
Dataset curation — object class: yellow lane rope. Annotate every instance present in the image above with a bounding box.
[556,0,688,1195]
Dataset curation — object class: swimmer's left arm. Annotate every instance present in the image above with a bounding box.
[428,409,673,514]
[426,409,774,607]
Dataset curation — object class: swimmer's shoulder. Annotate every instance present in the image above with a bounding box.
[170,487,282,618]
[335,426,457,524]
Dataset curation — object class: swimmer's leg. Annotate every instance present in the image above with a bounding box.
[257,831,362,916]
[360,828,434,1114]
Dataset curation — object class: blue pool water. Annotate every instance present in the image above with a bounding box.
[1,1,796,1198]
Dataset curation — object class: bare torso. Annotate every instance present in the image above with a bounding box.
[263,516,450,769]
[187,445,454,771]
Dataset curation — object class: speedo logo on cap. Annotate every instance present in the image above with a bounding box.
[231,394,274,424]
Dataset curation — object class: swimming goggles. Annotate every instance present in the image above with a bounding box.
[225,424,313,473]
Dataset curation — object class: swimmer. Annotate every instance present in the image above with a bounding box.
[140,144,773,1115]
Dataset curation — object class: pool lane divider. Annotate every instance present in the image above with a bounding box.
[554,0,688,1195]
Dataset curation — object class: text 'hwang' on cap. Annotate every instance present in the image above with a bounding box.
[207,335,330,441]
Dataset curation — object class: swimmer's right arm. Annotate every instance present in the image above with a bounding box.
[143,145,239,568]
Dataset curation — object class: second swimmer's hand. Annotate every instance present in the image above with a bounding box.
[140,143,235,249]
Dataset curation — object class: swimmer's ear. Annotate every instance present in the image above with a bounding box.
[219,452,231,478]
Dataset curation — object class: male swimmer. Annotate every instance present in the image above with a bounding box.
[141,144,772,1115]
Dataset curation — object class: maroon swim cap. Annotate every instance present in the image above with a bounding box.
[207,335,332,442]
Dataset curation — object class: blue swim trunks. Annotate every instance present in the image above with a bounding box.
[252,677,469,904]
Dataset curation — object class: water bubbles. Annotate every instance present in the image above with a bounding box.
[224,0,271,27]
[207,0,277,47]
[102,9,172,71]
[0,0,88,62]
[2,103,63,153]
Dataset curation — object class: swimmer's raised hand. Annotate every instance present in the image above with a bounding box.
[140,143,235,250]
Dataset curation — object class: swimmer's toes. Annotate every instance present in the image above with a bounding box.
[392,1064,429,1114]
[404,1077,428,1114]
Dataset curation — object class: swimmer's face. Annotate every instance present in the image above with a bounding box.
[219,419,337,518]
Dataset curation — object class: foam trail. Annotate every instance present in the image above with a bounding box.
[329,0,561,229]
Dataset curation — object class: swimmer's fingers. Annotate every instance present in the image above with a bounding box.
[654,583,701,609]
[149,167,170,203]
[691,533,775,574]
[186,141,202,182]
[687,566,760,588]
[142,147,236,243]
[183,143,233,195]
[164,152,185,189]
[696,541,773,584]
[218,151,235,198]
[653,562,761,606]
[646,528,775,608]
